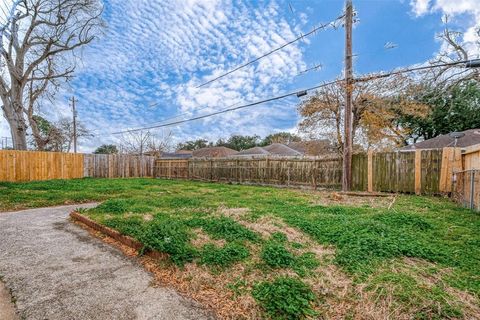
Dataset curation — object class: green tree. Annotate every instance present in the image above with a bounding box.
[216,135,260,151]
[398,81,480,142]
[177,139,211,151]
[94,144,119,154]
[260,132,301,146]
[29,115,63,151]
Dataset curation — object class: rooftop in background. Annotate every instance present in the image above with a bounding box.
[192,146,238,158]
[235,146,271,157]
[160,150,192,159]
[287,140,335,156]
[400,129,480,151]
[262,143,302,156]
[232,140,336,158]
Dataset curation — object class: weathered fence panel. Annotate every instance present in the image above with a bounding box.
[155,159,189,179]
[157,157,343,188]
[372,152,416,193]
[421,149,442,194]
[155,150,446,194]
[0,150,84,182]
[83,154,155,178]
[352,153,367,191]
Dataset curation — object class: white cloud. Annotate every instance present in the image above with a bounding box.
[410,0,431,16]
[1,0,313,152]
[71,0,308,151]
[410,0,480,58]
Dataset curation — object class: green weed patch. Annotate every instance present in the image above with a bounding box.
[199,242,250,268]
[252,276,317,320]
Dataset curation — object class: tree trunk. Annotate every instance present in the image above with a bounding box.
[1,101,28,150]
[10,125,28,150]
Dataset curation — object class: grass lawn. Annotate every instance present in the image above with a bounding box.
[1,178,479,319]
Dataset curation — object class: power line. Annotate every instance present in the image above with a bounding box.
[111,79,342,135]
[196,14,345,88]
[88,101,242,136]
[296,63,322,77]
[355,59,480,83]
[109,58,479,135]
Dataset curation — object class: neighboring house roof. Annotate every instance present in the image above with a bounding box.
[400,129,480,151]
[287,140,333,156]
[175,149,193,154]
[235,146,271,156]
[192,146,238,158]
[263,143,302,156]
[160,151,192,159]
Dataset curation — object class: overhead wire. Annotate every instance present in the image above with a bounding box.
[110,79,342,134]
[355,59,478,82]
[109,58,479,135]
[196,13,345,88]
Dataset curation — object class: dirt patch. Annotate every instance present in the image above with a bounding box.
[0,280,18,320]
[298,190,395,209]
[143,214,154,222]
[217,205,250,218]
[191,228,227,248]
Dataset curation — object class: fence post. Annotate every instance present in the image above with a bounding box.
[287,165,290,186]
[415,150,422,195]
[210,159,213,181]
[470,170,475,210]
[367,150,373,192]
[236,159,239,182]
[265,157,269,184]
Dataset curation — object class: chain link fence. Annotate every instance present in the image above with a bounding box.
[452,169,480,211]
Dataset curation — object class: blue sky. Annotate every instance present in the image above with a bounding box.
[1,0,478,151]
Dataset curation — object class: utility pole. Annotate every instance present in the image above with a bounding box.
[71,96,77,153]
[342,0,353,192]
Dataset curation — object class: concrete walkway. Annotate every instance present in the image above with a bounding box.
[0,204,214,320]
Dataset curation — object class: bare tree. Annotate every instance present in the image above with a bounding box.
[56,116,91,152]
[28,115,90,151]
[0,0,102,150]
[298,76,429,151]
[119,130,172,156]
[424,17,480,87]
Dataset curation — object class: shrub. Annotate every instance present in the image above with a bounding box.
[252,277,317,320]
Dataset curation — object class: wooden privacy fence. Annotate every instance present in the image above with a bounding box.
[0,150,155,182]
[155,149,450,194]
[83,154,155,178]
[0,150,84,181]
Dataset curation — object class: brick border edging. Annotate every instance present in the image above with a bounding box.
[70,211,166,259]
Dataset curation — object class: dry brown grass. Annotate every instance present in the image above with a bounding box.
[297,190,394,209]
[353,258,480,320]
[191,228,227,248]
